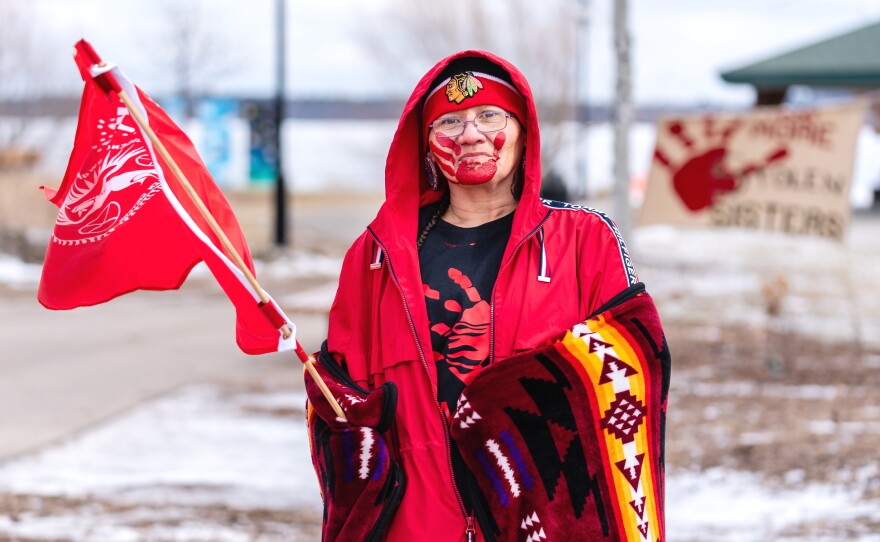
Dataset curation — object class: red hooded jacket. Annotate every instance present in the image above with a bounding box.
[326,51,638,540]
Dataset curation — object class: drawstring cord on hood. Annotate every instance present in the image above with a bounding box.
[370,241,384,270]
[537,226,551,283]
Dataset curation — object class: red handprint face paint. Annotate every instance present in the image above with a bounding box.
[454,157,498,185]
[430,137,457,178]
[492,131,506,156]
[428,107,523,187]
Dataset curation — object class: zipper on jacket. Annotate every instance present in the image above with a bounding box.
[489,210,552,364]
[440,413,473,534]
[367,230,472,527]
[466,515,476,542]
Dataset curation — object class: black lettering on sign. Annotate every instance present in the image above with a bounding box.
[748,111,834,149]
[743,167,847,195]
[710,200,846,239]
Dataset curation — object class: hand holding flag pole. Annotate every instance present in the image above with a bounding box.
[47,40,345,421]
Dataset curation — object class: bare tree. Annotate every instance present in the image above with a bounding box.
[0,1,69,256]
[359,0,579,183]
[145,0,244,118]
[0,0,69,162]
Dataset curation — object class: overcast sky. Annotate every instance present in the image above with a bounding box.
[21,0,880,105]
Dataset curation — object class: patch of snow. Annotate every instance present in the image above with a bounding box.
[667,467,880,541]
[0,384,876,541]
[0,385,319,511]
[0,254,42,287]
[259,251,342,280]
[278,282,339,313]
[680,380,842,400]
[634,222,880,349]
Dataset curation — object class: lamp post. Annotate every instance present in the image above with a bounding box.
[273,0,288,247]
[612,0,632,241]
[575,0,590,200]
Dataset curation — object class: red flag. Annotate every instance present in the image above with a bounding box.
[38,40,296,355]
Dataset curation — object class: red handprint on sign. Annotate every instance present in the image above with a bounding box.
[426,267,490,376]
[653,118,788,212]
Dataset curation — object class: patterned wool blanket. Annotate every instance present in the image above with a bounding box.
[450,284,670,541]
[305,344,405,542]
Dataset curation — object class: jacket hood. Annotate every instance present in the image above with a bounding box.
[369,50,545,253]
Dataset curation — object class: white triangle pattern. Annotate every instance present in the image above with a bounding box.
[572,323,590,338]
[454,394,482,429]
[520,511,546,540]
[460,411,482,429]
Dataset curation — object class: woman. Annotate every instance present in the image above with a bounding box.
[305,51,668,541]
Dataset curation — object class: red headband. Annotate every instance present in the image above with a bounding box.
[423,71,527,136]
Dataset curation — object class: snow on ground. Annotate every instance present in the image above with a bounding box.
[0,254,42,289]
[259,251,342,282]
[667,468,880,542]
[633,218,880,349]
[0,385,322,541]
[0,384,877,541]
[277,282,340,314]
[0,386,314,507]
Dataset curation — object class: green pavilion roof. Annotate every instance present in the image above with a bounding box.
[720,20,880,88]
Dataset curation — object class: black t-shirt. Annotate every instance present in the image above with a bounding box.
[418,209,514,415]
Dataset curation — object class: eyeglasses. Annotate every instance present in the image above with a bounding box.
[429,110,512,138]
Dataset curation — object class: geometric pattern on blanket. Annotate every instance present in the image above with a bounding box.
[304,345,405,542]
[451,287,669,541]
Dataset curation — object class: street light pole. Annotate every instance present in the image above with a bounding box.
[575,0,590,200]
[273,0,288,247]
[612,0,632,241]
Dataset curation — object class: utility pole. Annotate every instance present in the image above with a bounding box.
[273,0,289,247]
[575,0,590,200]
[612,0,632,240]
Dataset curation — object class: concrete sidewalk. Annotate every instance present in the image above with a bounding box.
[0,282,331,462]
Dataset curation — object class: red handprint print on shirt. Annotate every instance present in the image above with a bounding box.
[653,117,789,212]
[424,267,490,377]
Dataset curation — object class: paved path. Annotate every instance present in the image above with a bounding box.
[0,281,332,462]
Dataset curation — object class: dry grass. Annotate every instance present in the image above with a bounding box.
[665,321,880,497]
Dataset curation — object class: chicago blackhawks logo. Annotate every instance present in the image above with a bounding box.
[446,72,483,103]
[54,107,160,245]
